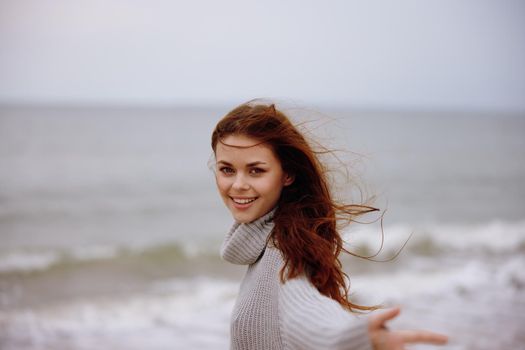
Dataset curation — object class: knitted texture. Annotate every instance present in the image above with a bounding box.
[221,208,373,350]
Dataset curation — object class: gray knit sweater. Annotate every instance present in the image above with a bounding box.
[221,208,373,350]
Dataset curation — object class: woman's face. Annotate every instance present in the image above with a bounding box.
[214,134,294,223]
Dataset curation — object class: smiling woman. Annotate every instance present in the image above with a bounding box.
[215,134,294,223]
[210,100,448,350]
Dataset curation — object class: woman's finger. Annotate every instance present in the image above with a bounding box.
[397,330,448,345]
[369,307,401,329]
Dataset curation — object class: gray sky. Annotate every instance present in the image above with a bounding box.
[1,0,524,111]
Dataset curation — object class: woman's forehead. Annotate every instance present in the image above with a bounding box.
[216,135,277,162]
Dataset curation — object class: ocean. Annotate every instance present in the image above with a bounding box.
[0,105,524,349]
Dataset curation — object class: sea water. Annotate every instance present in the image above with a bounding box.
[0,105,524,349]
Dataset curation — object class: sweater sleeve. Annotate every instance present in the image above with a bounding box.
[278,274,373,350]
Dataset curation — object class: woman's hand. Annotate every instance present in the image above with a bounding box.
[368,307,448,350]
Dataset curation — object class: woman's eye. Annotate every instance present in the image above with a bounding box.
[250,168,265,175]
[219,167,234,174]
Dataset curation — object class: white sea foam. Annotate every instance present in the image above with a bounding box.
[69,245,120,261]
[344,219,525,256]
[0,241,210,273]
[0,251,60,272]
[0,246,122,273]
[351,255,525,304]
[0,277,237,350]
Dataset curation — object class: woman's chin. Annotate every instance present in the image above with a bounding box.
[229,207,260,223]
[231,212,256,224]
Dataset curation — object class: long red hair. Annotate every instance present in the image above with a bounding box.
[211,101,380,311]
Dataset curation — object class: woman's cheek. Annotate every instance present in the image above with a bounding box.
[216,176,230,193]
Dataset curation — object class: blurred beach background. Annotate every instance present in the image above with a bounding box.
[1,1,524,349]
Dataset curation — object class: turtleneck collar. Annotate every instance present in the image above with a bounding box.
[220,207,277,265]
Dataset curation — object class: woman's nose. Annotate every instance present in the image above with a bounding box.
[232,174,250,191]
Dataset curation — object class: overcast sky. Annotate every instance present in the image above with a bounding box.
[1,0,524,111]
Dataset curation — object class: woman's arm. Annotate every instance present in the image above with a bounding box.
[278,274,373,350]
[278,274,448,350]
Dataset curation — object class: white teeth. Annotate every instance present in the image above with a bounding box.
[232,197,256,204]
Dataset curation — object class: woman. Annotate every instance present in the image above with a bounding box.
[211,101,448,350]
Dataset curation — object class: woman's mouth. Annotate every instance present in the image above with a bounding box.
[230,197,258,209]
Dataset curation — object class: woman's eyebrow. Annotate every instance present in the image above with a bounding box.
[246,161,267,166]
[217,160,267,167]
